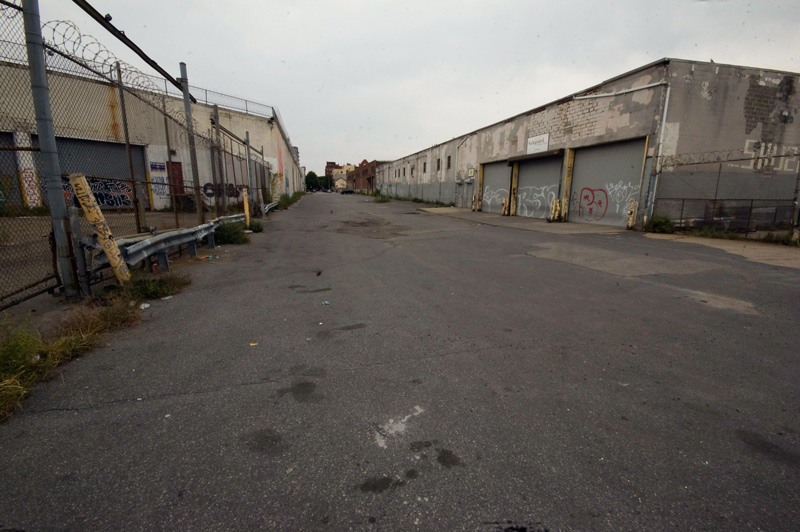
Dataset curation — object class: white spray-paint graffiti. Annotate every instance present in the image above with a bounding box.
[605,180,640,214]
[516,184,558,218]
[482,186,508,211]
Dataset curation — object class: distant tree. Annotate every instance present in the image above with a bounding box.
[324,174,333,189]
[305,171,320,189]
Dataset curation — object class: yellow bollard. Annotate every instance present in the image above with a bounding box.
[68,173,130,283]
[243,189,250,228]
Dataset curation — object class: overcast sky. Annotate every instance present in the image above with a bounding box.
[40,0,800,176]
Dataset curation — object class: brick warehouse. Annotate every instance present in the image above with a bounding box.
[376,58,800,231]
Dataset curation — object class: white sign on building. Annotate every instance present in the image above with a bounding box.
[526,133,549,155]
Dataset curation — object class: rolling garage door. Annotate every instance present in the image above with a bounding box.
[569,139,645,227]
[516,155,562,219]
[481,161,510,214]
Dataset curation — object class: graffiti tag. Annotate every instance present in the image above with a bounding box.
[517,184,558,218]
[577,187,608,221]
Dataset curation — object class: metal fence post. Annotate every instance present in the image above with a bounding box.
[213,105,228,214]
[161,95,179,229]
[245,131,260,217]
[179,62,203,225]
[22,0,79,299]
[115,62,146,233]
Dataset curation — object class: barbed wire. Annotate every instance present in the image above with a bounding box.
[660,146,799,167]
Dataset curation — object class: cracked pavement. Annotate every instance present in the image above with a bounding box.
[1,192,799,530]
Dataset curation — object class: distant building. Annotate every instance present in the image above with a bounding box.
[324,161,342,176]
[348,159,390,193]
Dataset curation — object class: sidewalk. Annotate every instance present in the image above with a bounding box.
[418,207,622,234]
[421,207,800,270]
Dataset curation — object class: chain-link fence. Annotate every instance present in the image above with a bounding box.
[0,3,61,309]
[1,2,286,309]
[653,149,800,232]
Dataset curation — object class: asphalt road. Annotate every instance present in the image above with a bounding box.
[2,192,799,531]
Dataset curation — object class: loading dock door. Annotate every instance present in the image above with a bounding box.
[570,139,645,227]
[481,161,511,214]
[516,156,562,218]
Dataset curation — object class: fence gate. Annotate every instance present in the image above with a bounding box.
[569,139,646,227]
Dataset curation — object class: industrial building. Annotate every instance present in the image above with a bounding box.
[376,58,800,230]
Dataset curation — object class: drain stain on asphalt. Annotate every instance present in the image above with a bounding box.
[358,477,393,493]
[239,428,287,455]
[277,380,324,403]
[337,323,367,331]
[737,430,800,466]
[437,448,464,468]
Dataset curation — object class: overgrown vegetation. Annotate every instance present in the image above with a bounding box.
[277,191,304,210]
[646,215,676,234]
[757,231,800,247]
[0,271,190,421]
[688,226,741,240]
[248,219,264,233]
[214,221,250,245]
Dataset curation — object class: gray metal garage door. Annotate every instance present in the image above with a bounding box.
[516,156,562,218]
[569,139,645,227]
[481,161,510,214]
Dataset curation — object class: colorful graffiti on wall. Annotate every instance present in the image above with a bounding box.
[202,182,248,198]
[40,177,134,209]
[149,162,168,196]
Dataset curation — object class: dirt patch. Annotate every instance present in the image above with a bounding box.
[336,217,408,239]
[645,234,800,270]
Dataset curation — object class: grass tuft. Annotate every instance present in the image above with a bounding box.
[248,219,264,233]
[646,215,676,234]
[214,222,250,245]
[0,270,191,421]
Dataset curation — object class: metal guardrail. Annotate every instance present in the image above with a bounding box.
[264,201,279,215]
[88,214,246,272]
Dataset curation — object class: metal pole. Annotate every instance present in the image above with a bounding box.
[68,206,90,295]
[713,162,722,227]
[22,0,79,299]
[179,62,203,225]
[161,95,179,229]
[115,62,145,233]
[245,131,260,217]
[213,105,228,214]
[792,158,800,237]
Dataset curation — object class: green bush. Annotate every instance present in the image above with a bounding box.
[648,215,676,234]
[248,219,264,233]
[123,271,191,299]
[214,222,250,245]
[689,226,740,239]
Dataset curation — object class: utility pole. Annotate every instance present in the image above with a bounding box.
[179,62,203,225]
[22,0,79,298]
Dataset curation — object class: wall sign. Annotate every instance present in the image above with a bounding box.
[527,133,549,155]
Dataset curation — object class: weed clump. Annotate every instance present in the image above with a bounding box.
[0,271,191,421]
[647,215,676,234]
[248,219,264,233]
[277,191,304,210]
[122,271,191,300]
[214,222,250,245]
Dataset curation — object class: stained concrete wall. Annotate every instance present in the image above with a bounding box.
[657,60,800,202]
[0,61,304,210]
[377,58,800,229]
[377,62,668,215]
